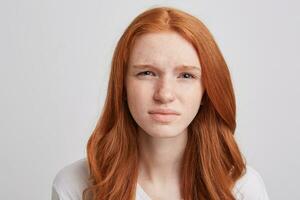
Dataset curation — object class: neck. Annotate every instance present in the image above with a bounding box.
[137,128,188,186]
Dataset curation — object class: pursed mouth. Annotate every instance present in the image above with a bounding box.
[148,112,179,123]
[148,109,180,115]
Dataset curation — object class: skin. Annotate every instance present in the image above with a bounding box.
[125,31,205,200]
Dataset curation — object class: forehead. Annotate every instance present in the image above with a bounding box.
[128,31,201,68]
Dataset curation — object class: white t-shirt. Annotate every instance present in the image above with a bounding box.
[51,158,269,200]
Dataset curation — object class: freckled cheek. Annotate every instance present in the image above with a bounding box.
[181,87,203,108]
[126,82,152,112]
[128,82,152,98]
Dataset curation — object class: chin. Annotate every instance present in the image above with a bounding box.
[141,126,187,139]
[151,134,181,139]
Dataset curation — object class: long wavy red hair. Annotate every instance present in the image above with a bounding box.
[83,6,246,200]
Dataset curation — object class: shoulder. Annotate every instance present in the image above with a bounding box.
[51,158,90,200]
[232,165,270,200]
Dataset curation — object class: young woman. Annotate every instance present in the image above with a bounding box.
[52,6,269,200]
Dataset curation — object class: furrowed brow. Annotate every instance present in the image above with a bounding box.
[132,64,156,69]
[175,65,201,72]
[131,64,201,72]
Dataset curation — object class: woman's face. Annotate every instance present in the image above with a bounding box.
[125,31,205,138]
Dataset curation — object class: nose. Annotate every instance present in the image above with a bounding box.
[153,77,175,103]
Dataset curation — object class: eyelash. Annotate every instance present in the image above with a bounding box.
[137,71,196,79]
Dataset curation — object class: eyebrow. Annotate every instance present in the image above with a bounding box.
[132,64,201,72]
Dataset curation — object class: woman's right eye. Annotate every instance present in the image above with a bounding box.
[137,71,155,76]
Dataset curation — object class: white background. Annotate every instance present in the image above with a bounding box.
[1,0,299,199]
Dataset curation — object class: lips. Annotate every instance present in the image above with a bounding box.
[148,108,180,115]
[148,109,180,123]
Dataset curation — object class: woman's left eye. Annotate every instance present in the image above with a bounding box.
[180,73,195,79]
